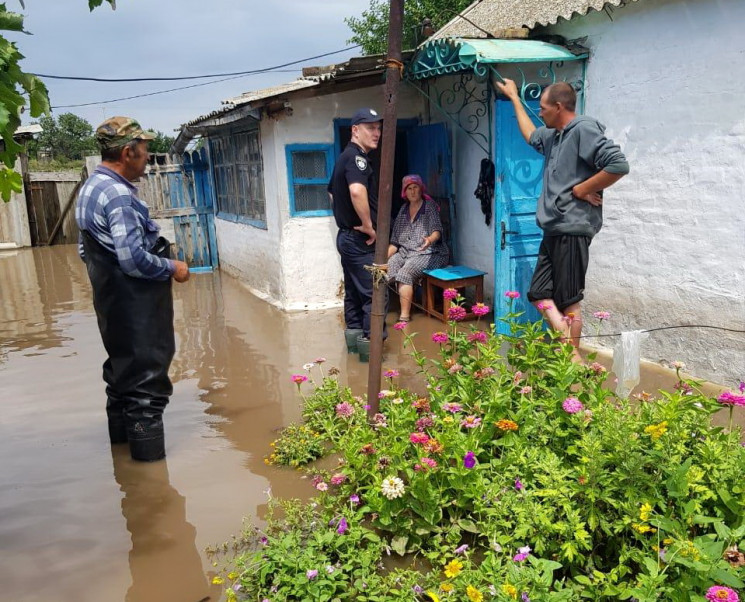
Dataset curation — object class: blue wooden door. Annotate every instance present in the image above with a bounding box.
[406,123,454,258]
[494,98,543,330]
[177,149,218,272]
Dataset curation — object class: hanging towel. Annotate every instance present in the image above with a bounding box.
[474,158,495,226]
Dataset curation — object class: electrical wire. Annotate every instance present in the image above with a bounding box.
[51,70,302,109]
[34,44,361,82]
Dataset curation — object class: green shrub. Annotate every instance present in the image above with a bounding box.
[218,305,745,601]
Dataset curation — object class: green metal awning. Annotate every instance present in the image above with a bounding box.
[409,38,587,80]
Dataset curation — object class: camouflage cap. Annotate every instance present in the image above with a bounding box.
[95,116,156,150]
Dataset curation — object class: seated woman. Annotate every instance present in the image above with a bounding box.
[387,174,449,322]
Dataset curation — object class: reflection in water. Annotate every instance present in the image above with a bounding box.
[0,247,91,357]
[110,446,211,602]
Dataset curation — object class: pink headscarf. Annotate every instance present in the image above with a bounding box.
[400,174,433,201]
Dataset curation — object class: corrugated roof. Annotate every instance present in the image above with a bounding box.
[183,78,320,128]
[433,0,639,39]
[222,78,319,109]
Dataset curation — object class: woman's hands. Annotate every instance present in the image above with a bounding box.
[417,236,432,251]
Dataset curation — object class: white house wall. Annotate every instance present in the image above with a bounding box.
[218,84,425,311]
[538,0,745,384]
[215,117,284,305]
[445,84,497,302]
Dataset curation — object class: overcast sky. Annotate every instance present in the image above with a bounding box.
[11,0,370,134]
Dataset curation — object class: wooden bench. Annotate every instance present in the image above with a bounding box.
[422,265,486,323]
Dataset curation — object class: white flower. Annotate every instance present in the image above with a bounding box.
[392,397,404,405]
[303,363,315,371]
[381,476,405,500]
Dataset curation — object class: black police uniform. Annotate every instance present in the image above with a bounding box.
[328,141,378,338]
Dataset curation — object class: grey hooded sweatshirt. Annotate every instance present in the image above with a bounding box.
[529,115,629,238]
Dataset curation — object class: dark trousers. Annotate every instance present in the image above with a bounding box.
[82,232,175,434]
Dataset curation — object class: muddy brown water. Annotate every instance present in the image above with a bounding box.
[0,245,739,602]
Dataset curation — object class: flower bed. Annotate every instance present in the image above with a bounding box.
[217,302,745,601]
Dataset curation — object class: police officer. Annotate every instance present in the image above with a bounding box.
[328,108,382,349]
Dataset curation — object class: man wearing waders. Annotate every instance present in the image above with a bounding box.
[76,117,190,461]
[495,79,629,362]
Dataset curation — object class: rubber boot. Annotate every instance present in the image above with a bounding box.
[108,413,128,444]
[127,420,166,462]
[356,335,371,363]
[344,328,364,353]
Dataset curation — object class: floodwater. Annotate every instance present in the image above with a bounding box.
[0,245,738,602]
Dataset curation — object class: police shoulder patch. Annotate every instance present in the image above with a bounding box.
[355,155,368,171]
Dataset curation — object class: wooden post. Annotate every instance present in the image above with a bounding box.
[43,167,87,246]
[367,0,404,416]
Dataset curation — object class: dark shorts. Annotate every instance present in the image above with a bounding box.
[527,234,591,312]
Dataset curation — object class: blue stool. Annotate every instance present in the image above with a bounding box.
[423,265,486,322]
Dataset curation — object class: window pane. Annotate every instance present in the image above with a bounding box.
[292,151,327,180]
[294,184,331,212]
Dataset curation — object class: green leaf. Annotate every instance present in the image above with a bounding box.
[709,568,745,589]
[0,166,22,202]
[0,7,25,33]
[390,535,408,556]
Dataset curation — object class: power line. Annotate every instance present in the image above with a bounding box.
[51,70,302,109]
[35,45,361,83]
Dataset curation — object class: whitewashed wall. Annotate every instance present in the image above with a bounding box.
[216,84,425,311]
[539,0,745,384]
[445,78,497,302]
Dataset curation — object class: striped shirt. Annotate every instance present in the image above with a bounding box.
[75,166,174,281]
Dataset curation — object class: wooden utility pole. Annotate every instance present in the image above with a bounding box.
[367,0,404,415]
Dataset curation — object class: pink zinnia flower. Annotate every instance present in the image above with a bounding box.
[448,363,463,374]
[505,290,520,299]
[335,402,355,417]
[463,451,476,468]
[315,482,328,491]
[415,415,434,431]
[461,415,482,428]
[513,371,524,384]
[520,386,532,395]
[468,330,488,343]
[593,311,611,320]
[384,369,400,378]
[421,457,437,469]
[705,586,739,602]
[589,362,606,374]
[442,402,463,413]
[536,301,553,311]
[393,321,407,330]
[443,288,458,300]
[562,397,584,414]
[448,305,467,321]
[291,374,308,385]
[431,332,449,344]
[513,545,531,562]
[474,367,495,379]
[410,432,430,445]
[718,391,745,406]
[314,357,326,364]
[330,473,347,486]
[471,303,490,316]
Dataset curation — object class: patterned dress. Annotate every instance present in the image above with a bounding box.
[388,200,449,286]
